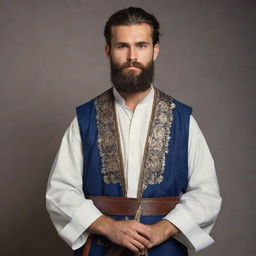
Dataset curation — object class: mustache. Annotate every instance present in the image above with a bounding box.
[119,61,145,70]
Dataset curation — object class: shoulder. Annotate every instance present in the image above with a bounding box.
[76,98,95,115]
[173,99,192,115]
[76,88,113,114]
[155,88,192,115]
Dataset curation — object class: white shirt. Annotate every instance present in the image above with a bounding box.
[46,87,221,253]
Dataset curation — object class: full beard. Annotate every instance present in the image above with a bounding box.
[110,59,154,93]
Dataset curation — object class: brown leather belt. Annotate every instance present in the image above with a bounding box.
[82,196,180,256]
[86,195,180,216]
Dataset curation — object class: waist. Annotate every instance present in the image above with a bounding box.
[86,195,180,216]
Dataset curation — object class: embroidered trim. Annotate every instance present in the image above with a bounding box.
[94,89,126,195]
[95,87,175,198]
[138,89,176,196]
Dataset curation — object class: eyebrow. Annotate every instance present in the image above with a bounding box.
[136,41,150,45]
[113,42,129,47]
[114,41,150,47]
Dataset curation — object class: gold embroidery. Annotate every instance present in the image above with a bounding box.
[94,89,126,195]
[95,88,175,198]
[138,89,176,196]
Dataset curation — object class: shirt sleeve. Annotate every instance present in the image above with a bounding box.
[46,116,103,250]
[163,115,222,252]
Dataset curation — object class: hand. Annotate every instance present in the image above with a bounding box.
[147,219,179,248]
[87,216,152,254]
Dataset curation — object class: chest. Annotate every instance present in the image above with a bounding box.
[76,88,191,198]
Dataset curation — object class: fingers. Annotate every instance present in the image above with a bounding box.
[130,238,145,251]
[132,232,151,248]
[136,225,151,240]
[105,220,153,252]
[125,243,140,254]
[126,238,150,254]
[130,221,151,240]
[122,229,150,252]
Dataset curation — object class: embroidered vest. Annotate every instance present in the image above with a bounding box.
[74,88,192,256]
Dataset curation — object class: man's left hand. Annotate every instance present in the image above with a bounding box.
[147,219,179,248]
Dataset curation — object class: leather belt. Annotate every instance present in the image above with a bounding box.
[82,196,180,256]
[86,195,180,216]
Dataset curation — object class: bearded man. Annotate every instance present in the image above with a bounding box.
[46,7,221,256]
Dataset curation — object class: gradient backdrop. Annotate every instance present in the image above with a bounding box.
[0,0,255,255]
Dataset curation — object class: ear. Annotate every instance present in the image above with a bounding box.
[153,43,160,61]
[105,44,111,59]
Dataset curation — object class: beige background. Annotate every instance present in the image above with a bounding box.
[0,0,255,255]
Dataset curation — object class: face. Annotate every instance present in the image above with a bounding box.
[105,24,160,93]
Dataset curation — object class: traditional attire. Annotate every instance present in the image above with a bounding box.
[46,86,221,256]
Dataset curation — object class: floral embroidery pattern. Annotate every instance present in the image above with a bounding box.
[139,89,175,195]
[95,88,175,198]
[95,89,125,194]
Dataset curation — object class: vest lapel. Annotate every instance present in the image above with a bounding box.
[94,89,127,196]
[137,88,176,198]
[94,88,176,198]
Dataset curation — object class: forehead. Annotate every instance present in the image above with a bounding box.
[111,24,152,43]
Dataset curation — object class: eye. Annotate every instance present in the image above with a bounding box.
[137,43,147,48]
[116,44,127,49]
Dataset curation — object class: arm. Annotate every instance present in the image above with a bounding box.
[46,117,151,253]
[46,117,103,250]
[163,115,222,252]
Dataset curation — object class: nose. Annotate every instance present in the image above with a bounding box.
[127,46,137,61]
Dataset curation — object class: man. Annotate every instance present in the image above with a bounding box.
[46,7,221,256]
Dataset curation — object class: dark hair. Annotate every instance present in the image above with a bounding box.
[104,7,160,47]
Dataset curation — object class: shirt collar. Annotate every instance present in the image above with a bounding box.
[113,85,155,107]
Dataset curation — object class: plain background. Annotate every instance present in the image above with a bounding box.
[0,0,255,255]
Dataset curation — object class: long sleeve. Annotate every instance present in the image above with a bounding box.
[46,106,221,252]
[164,115,222,252]
[46,117,103,250]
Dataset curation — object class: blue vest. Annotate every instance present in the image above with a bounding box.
[74,88,192,256]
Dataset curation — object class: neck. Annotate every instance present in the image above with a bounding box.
[118,87,152,112]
